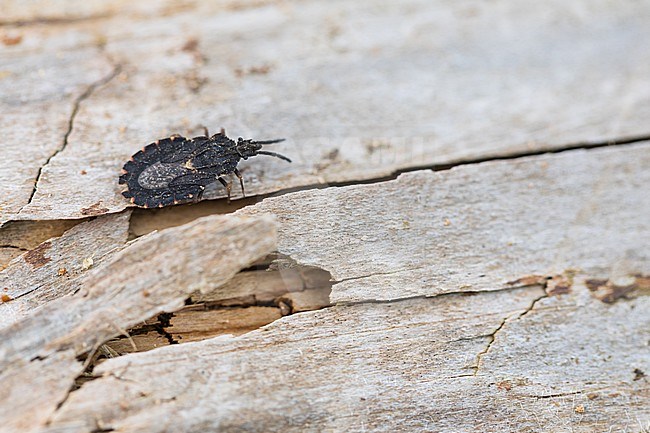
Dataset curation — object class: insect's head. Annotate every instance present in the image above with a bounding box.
[236,137,292,163]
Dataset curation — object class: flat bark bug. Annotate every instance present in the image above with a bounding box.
[119,128,291,208]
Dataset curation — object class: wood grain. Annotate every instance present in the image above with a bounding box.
[0,26,115,224]
[1,1,649,431]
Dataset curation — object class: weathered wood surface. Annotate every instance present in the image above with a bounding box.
[0,29,114,225]
[240,143,650,302]
[2,0,650,223]
[0,214,276,433]
[167,306,283,342]
[0,145,646,432]
[47,279,650,433]
[0,219,83,270]
[191,261,332,304]
[101,258,333,350]
[2,1,650,432]
[0,212,131,328]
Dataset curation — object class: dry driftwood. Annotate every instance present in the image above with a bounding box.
[0,214,276,433]
[167,306,283,342]
[191,262,332,304]
[2,0,650,223]
[102,143,650,353]
[0,38,114,225]
[0,219,83,269]
[101,258,333,352]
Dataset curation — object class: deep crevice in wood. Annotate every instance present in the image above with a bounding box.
[3,136,648,238]
[154,312,177,345]
[99,253,333,359]
[0,218,86,257]
[250,133,650,198]
[403,134,650,176]
[19,214,278,425]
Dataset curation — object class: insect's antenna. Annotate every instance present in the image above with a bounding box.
[252,138,285,145]
[257,150,292,162]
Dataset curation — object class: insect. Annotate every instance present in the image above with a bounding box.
[119,127,291,208]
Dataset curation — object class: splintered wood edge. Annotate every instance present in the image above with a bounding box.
[0,211,132,328]
[0,213,278,364]
[0,213,277,433]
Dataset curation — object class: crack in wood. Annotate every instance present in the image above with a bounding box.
[533,390,588,399]
[0,214,278,430]
[250,135,650,204]
[18,60,122,214]
[5,135,649,233]
[334,283,545,308]
[0,13,112,27]
[40,256,333,421]
[0,245,28,251]
[235,136,650,212]
[331,268,413,285]
[154,312,177,345]
[406,134,650,176]
[472,316,508,376]
[470,271,620,380]
[100,254,333,355]
[473,290,549,375]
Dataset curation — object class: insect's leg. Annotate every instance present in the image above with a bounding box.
[207,128,225,138]
[196,185,206,201]
[233,168,245,198]
[218,177,232,202]
[203,126,209,137]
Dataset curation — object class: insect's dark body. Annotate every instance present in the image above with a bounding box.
[119,129,290,208]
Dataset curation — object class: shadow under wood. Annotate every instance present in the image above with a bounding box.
[129,196,258,239]
[0,219,86,269]
[100,253,332,359]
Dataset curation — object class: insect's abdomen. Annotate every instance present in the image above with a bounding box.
[120,137,206,208]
